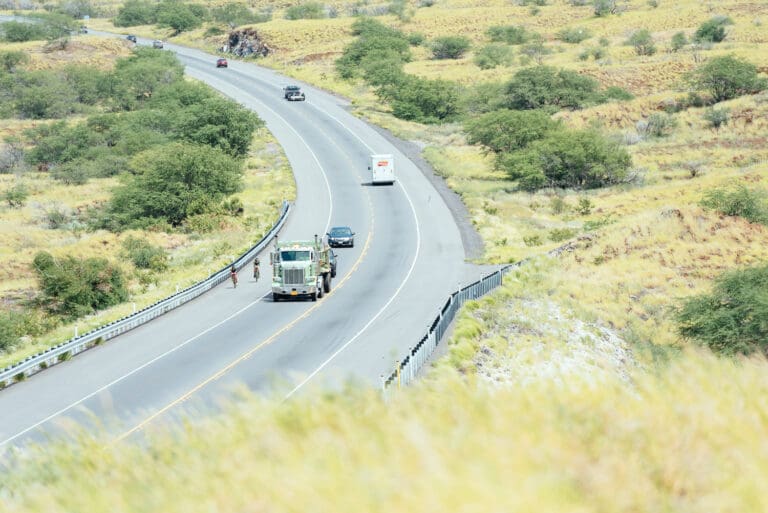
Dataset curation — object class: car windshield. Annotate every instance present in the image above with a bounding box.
[280,250,310,262]
[286,86,300,91]
[330,227,351,237]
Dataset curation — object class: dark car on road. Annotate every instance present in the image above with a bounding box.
[152,40,164,49]
[329,249,337,277]
[126,34,137,42]
[286,90,305,101]
[327,226,354,248]
[283,85,302,99]
[216,57,228,68]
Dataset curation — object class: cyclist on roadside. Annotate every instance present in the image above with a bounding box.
[230,264,238,288]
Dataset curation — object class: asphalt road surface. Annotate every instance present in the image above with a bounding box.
[0,33,483,452]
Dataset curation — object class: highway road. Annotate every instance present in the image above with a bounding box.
[0,34,478,451]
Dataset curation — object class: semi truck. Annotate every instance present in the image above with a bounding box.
[369,154,395,185]
[270,235,332,302]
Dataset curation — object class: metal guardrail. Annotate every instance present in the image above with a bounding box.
[0,201,291,390]
[381,262,518,394]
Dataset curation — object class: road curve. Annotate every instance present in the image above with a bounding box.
[0,35,470,451]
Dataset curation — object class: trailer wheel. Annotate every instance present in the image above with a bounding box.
[311,291,317,301]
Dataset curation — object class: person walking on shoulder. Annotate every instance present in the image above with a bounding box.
[230,264,238,288]
[253,258,260,281]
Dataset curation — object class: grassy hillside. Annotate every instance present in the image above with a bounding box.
[1,0,767,508]
[0,36,296,367]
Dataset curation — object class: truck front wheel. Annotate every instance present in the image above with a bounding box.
[273,293,281,302]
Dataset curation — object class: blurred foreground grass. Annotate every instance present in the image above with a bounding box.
[2,349,767,512]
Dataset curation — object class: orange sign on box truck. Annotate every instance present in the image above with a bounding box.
[369,154,395,185]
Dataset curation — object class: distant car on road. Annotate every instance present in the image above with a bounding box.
[216,57,228,68]
[283,85,302,99]
[286,90,305,101]
[152,40,164,49]
[79,26,88,34]
[327,226,354,248]
[329,249,337,277]
[126,34,137,43]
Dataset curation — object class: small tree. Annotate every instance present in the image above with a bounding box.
[504,66,603,110]
[670,31,687,52]
[687,55,767,102]
[430,36,471,59]
[703,107,729,129]
[156,2,203,34]
[464,109,559,155]
[626,29,656,56]
[594,0,618,16]
[113,0,157,27]
[3,182,29,208]
[284,2,326,20]
[676,264,768,356]
[694,16,733,43]
[0,50,29,72]
[473,44,514,69]
[486,25,531,45]
[556,26,592,44]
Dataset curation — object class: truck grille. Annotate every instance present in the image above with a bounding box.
[284,268,305,286]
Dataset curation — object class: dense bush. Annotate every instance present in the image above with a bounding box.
[670,31,687,52]
[0,15,74,42]
[175,96,263,158]
[473,43,514,70]
[430,36,471,59]
[13,71,82,119]
[32,251,129,319]
[694,16,733,43]
[105,143,242,229]
[504,66,603,110]
[211,3,265,26]
[594,0,618,16]
[556,26,591,44]
[388,77,461,124]
[460,82,508,115]
[0,311,23,351]
[626,29,656,56]
[465,109,560,156]
[687,55,767,103]
[113,0,157,27]
[156,1,205,34]
[703,107,729,129]
[3,182,28,207]
[486,25,532,45]
[676,264,768,356]
[640,112,677,137]
[700,185,768,225]
[120,236,169,271]
[499,129,632,191]
[0,50,29,72]
[285,2,326,20]
[336,18,410,79]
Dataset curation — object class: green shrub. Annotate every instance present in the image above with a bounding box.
[285,2,326,20]
[687,55,767,103]
[500,129,632,191]
[465,109,559,155]
[594,0,618,16]
[703,107,730,129]
[604,86,634,101]
[504,66,603,110]
[113,0,157,27]
[460,82,508,115]
[106,143,242,229]
[32,251,129,319]
[626,29,656,56]
[473,43,514,69]
[486,25,531,45]
[336,18,410,79]
[670,31,687,52]
[175,96,263,157]
[406,32,425,46]
[576,197,593,215]
[430,36,471,59]
[676,264,768,356]
[557,27,592,44]
[642,112,677,137]
[156,1,205,34]
[0,50,29,72]
[388,76,461,124]
[694,16,733,43]
[523,234,542,246]
[120,236,169,271]
[204,26,225,37]
[4,182,29,208]
[700,185,768,225]
[548,228,577,242]
[211,3,264,26]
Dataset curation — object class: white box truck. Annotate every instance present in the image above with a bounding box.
[369,154,395,185]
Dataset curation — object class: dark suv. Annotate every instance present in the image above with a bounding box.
[126,34,137,43]
[283,85,302,99]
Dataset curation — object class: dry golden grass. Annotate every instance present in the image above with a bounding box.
[3,350,768,512]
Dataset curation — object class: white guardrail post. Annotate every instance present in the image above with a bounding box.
[382,266,512,394]
[0,201,292,391]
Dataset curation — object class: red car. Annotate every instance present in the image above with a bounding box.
[216,58,228,68]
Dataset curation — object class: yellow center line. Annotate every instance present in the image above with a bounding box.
[113,196,375,444]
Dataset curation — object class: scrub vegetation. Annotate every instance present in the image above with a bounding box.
[1,0,768,508]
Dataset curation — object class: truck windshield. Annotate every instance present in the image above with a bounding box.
[280,250,311,262]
